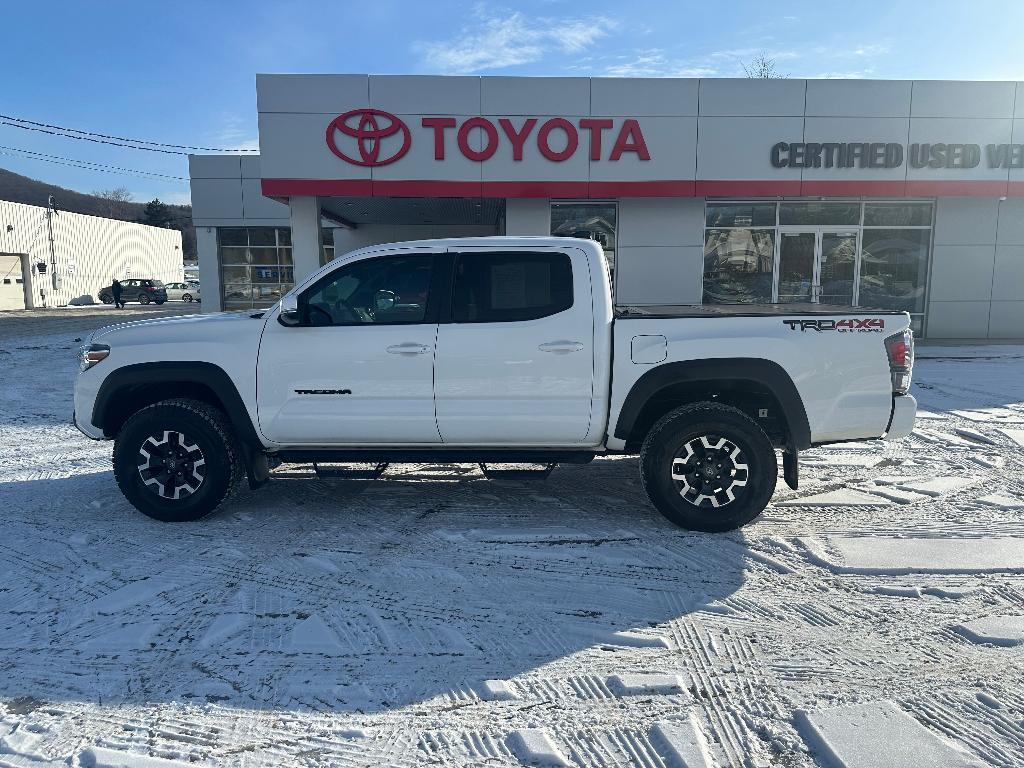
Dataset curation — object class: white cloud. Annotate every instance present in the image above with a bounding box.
[213,114,259,153]
[602,49,717,78]
[709,47,799,62]
[417,10,617,73]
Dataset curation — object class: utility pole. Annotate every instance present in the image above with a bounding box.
[46,195,58,293]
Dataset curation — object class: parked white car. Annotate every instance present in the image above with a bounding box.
[164,282,200,303]
[74,237,915,530]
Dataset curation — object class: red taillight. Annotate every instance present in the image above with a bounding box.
[884,330,914,395]
[888,339,908,366]
[147,286,156,291]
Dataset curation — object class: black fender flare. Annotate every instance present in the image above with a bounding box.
[613,358,812,450]
[91,361,262,447]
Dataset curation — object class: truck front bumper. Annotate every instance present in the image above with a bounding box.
[884,394,917,440]
[74,409,105,440]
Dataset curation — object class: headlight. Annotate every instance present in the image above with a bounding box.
[79,343,110,372]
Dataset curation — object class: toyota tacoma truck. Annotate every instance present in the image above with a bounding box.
[73,236,916,532]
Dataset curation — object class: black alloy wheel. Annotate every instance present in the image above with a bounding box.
[640,402,777,532]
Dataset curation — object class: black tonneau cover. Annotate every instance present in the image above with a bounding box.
[615,303,907,319]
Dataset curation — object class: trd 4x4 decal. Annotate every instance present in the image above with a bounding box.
[784,318,886,333]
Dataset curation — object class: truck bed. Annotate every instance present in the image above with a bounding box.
[615,303,907,319]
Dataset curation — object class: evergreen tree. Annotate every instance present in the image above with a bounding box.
[143,198,172,228]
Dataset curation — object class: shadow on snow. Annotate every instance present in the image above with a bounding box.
[0,460,752,714]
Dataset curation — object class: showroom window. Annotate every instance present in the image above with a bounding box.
[703,228,776,304]
[320,227,337,266]
[551,202,616,284]
[218,227,293,310]
[703,201,933,333]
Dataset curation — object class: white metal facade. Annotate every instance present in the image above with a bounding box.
[0,200,183,309]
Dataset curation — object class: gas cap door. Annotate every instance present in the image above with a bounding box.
[631,334,667,364]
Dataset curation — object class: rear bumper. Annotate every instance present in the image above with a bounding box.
[884,394,917,440]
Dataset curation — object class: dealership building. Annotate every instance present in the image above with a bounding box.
[189,74,1024,338]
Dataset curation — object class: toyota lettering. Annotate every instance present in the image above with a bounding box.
[325,112,651,166]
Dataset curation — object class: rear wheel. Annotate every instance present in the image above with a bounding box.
[182,293,193,302]
[138,293,151,304]
[113,398,242,522]
[155,299,166,305]
[639,402,777,532]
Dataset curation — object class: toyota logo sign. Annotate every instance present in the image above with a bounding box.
[326,109,411,167]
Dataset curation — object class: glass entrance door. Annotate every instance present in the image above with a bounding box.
[818,231,857,305]
[776,230,859,305]
[777,232,815,303]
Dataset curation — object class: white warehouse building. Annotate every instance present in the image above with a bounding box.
[0,199,183,311]
[190,74,1024,339]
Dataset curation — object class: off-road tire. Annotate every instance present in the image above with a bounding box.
[138,293,151,305]
[113,398,243,522]
[639,402,777,532]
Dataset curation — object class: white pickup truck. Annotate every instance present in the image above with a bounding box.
[74,236,916,532]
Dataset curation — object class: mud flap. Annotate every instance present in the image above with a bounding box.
[782,449,799,491]
[241,442,271,489]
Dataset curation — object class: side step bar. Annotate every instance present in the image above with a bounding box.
[312,461,389,480]
[276,449,597,465]
[478,462,558,480]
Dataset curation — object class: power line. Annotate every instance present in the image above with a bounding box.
[1,119,187,154]
[0,112,259,154]
[0,144,188,181]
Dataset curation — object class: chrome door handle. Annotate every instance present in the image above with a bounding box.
[538,340,584,354]
[386,343,430,355]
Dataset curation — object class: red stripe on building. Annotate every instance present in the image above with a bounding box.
[262,178,1020,199]
[904,180,1009,197]
[479,181,590,198]
[693,180,803,197]
[800,180,908,197]
[373,180,483,197]
[588,180,696,197]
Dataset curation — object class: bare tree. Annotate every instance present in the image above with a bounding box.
[93,186,134,202]
[91,186,134,218]
[742,52,788,79]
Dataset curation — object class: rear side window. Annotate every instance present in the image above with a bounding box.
[452,251,573,323]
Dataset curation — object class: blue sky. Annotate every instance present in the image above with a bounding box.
[2,0,1022,205]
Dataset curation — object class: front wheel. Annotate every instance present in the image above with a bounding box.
[113,398,242,522]
[640,402,777,532]
[154,299,166,305]
[99,293,114,304]
[138,293,151,305]
[182,293,193,302]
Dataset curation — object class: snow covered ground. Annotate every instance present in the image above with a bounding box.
[1,307,1023,767]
